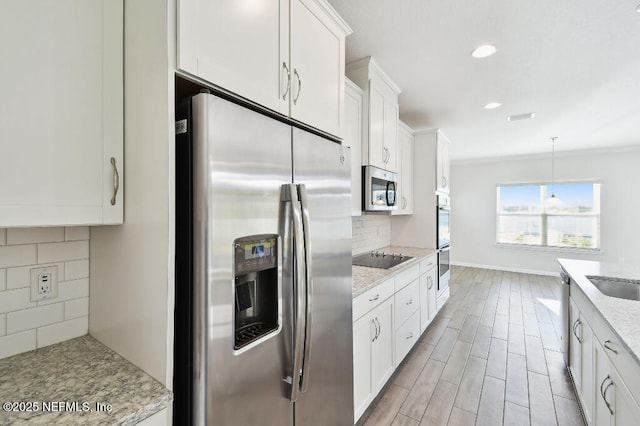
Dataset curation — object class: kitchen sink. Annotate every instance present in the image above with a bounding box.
[586,275,640,301]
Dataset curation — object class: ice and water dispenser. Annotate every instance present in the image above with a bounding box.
[233,235,280,351]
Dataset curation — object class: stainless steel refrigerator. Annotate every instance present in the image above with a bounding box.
[174,92,354,425]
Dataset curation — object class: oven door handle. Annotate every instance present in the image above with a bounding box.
[438,245,450,253]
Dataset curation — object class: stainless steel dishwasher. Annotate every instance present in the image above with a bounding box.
[559,267,571,366]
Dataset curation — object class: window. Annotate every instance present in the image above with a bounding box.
[496,182,601,249]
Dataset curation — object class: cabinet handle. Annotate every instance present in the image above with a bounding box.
[603,340,618,354]
[385,147,390,164]
[406,299,413,306]
[371,318,378,342]
[402,197,407,209]
[293,69,302,105]
[442,176,447,188]
[427,276,433,289]
[375,317,381,340]
[110,157,120,206]
[572,319,582,344]
[369,294,380,302]
[406,332,414,340]
[600,375,614,415]
[281,62,291,100]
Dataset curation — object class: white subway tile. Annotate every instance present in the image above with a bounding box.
[0,314,5,336]
[64,298,89,320]
[0,330,36,359]
[65,259,89,280]
[0,288,36,314]
[0,245,37,268]
[37,316,87,348]
[65,227,90,241]
[38,240,88,263]
[0,269,5,291]
[38,278,89,306]
[6,228,65,245]
[0,228,6,245]
[6,263,64,290]
[6,303,64,334]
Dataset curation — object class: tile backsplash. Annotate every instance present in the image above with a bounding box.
[0,227,89,359]
[352,214,391,255]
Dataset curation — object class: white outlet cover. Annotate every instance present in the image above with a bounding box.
[30,265,59,302]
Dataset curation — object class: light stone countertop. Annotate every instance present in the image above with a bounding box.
[352,246,438,297]
[559,258,640,365]
[0,335,172,425]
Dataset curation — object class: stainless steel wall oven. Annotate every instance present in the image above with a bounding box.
[437,194,451,294]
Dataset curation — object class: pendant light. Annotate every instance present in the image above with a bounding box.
[545,137,562,210]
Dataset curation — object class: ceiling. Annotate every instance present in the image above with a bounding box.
[328,0,640,161]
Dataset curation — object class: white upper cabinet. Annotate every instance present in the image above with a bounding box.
[392,121,415,215]
[177,0,351,137]
[0,0,123,227]
[344,79,364,216]
[436,131,451,193]
[346,57,401,173]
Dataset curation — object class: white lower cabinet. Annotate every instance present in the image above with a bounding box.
[569,288,640,426]
[352,253,444,423]
[353,297,394,422]
[594,342,640,426]
[420,267,437,333]
[569,297,594,424]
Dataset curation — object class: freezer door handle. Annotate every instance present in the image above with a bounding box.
[298,184,313,393]
[289,183,307,402]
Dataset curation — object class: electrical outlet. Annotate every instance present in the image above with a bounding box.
[30,266,58,302]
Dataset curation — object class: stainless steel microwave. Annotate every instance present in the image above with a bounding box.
[362,166,398,212]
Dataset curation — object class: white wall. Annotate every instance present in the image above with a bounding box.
[0,227,89,359]
[451,148,640,275]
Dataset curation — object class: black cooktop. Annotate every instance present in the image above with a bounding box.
[352,252,413,270]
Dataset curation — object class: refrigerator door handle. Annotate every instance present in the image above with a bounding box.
[288,183,306,402]
[298,184,313,393]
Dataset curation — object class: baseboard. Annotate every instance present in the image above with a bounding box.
[451,261,558,277]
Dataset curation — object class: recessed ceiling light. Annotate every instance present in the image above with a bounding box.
[471,44,497,58]
[484,102,502,109]
[507,112,536,121]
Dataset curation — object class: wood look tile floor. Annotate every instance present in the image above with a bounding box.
[357,266,585,426]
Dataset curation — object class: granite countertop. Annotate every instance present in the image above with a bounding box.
[0,335,172,425]
[559,258,640,365]
[352,246,437,297]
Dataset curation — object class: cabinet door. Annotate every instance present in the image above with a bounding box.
[594,342,614,426]
[581,317,594,425]
[569,299,582,393]
[383,99,399,173]
[420,274,429,334]
[368,81,386,169]
[353,314,373,422]
[436,134,450,193]
[290,0,345,137]
[371,298,395,394]
[344,80,363,216]
[0,0,123,227]
[177,0,288,115]
[392,125,414,215]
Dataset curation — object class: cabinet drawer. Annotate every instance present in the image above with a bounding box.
[395,264,420,292]
[395,310,420,364]
[590,309,640,404]
[353,277,395,321]
[394,278,420,329]
[419,255,437,274]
